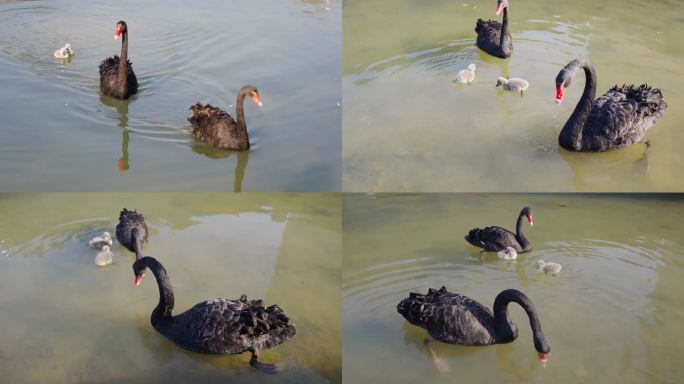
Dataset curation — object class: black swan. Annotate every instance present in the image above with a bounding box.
[188,85,262,151]
[99,20,138,99]
[133,256,296,374]
[397,287,549,362]
[115,208,148,260]
[465,207,533,253]
[475,0,512,58]
[555,58,667,152]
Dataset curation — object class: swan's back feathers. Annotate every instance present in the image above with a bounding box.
[465,226,519,252]
[115,208,148,254]
[162,295,296,355]
[99,55,138,98]
[583,84,667,150]
[188,103,247,150]
[397,287,496,345]
[475,19,511,58]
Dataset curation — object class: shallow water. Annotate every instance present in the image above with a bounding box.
[0,0,340,192]
[342,0,684,192]
[343,194,684,383]
[0,193,341,383]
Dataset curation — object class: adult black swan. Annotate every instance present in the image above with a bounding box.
[465,207,533,253]
[133,256,296,374]
[555,58,667,152]
[116,208,148,260]
[475,0,512,58]
[99,20,138,99]
[188,85,262,151]
[397,287,549,362]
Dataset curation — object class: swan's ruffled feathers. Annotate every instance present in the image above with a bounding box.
[398,287,496,345]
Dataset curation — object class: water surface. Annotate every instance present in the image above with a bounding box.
[343,193,684,383]
[0,193,341,383]
[0,0,340,191]
[343,0,684,192]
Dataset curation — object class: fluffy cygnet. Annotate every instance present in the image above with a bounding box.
[497,246,518,260]
[89,232,113,249]
[496,76,529,94]
[95,245,114,266]
[536,260,562,276]
[454,63,477,84]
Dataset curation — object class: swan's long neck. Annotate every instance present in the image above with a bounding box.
[514,211,530,251]
[235,88,250,149]
[131,227,143,260]
[500,7,509,47]
[118,31,129,96]
[559,59,597,151]
[493,289,548,353]
[142,257,175,324]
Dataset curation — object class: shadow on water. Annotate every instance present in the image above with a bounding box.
[99,93,132,172]
[190,143,251,192]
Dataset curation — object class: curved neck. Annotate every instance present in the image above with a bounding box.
[493,289,546,351]
[131,227,143,260]
[235,89,249,148]
[500,8,509,46]
[141,257,174,323]
[559,60,597,150]
[514,212,530,251]
[118,31,129,95]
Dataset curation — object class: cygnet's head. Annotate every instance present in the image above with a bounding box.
[467,63,476,72]
[101,245,111,252]
[536,260,545,270]
[496,77,509,87]
[102,231,112,240]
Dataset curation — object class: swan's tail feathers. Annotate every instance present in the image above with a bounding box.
[188,103,218,127]
[465,228,485,247]
[397,287,447,327]
[610,83,668,118]
[238,299,297,344]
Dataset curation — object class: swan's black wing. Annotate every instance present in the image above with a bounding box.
[583,84,667,151]
[115,208,148,254]
[162,295,296,355]
[188,103,243,149]
[397,287,496,345]
[475,19,511,58]
[465,226,519,252]
[99,55,138,97]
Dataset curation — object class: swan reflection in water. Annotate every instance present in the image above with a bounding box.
[99,94,132,172]
[191,143,250,192]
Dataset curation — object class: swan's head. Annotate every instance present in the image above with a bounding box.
[496,0,509,15]
[132,259,147,285]
[534,332,551,361]
[521,206,533,226]
[242,85,263,107]
[496,77,509,87]
[115,20,128,40]
[555,58,585,104]
[467,63,476,72]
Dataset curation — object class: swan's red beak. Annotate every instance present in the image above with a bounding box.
[539,353,548,363]
[115,25,123,40]
[251,93,263,108]
[496,3,504,15]
[135,275,142,285]
[528,214,534,226]
[555,84,565,104]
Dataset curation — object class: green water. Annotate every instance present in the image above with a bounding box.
[343,194,684,383]
[0,193,341,383]
[342,0,684,192]
[0,0,340,192]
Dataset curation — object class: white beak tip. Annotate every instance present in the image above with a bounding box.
[257,102,263,107]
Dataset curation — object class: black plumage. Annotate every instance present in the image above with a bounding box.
[133,256,296,374]
[556,58,667,152]
[188,85,261,151]
[397,287,549,359]
[465,207,533,253]
[475,0,512,58]
[116,208,148,260]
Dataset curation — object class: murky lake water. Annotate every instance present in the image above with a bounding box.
[342,0,684,192]
[0,0,340,192]
[0,193,341,383]
[343,194,684,383]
